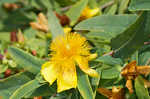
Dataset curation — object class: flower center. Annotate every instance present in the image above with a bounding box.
[61,44,77,59]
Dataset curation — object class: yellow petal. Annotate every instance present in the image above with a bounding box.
[64,27,72,34]
[75,56,99,77]
[81,6,99,19]
[57,63,77,93]
[89,7,100,17]
[88,53,98,60]
[41,62,57,85]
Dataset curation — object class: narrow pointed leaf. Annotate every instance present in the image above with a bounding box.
[10,79,44,99]
[135,76,150,99]
[66,0,88,26]
[8,47,43,74]
[118,0,130,14]
[91,68,101,98]
[24,83,55,98]
[47,9,64,39]
[0,72,33,99]
[77,69,94,99]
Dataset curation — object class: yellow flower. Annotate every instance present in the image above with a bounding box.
[80,6,100,20]
[41,32,99,93]
[64,27,72,34]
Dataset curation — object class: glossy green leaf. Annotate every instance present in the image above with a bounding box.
[129,0,150,11]
[135,76,150,99]
[77,69,94,99]
[86,31,112,41]
[10,79,44,99]
[112,12,150,59]
[75,14,137,37]
[8,47,43,74]
[66,0,88,26]
[47,9,64,39]
[0,72,33,99]
[101,66,120,79]
[95,55,123,66]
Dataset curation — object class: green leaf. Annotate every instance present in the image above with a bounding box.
[119,0,130,14]
[101,66,120,79]
[40,0,52,9]
[112,12,150,59]
[10,79,44,99]
[0,10,33,31]
[91,68,101,98]
[55,0,76,7]
[66,0,88,26]
[29,0,53,9]
[99,78,122,88]
[24,28,37,39]
[138,45,150,65]
[47,9,64,39]
[77,69,94,99]
[0,72,33,99]
[107,4,117,15]
[139,51,150,65]
[74,14,137,38]
[88,0,98,8]
[125,92,137,99]
[0,64,8,73]
[135,76,150,99]
[95,55,123,66]
[24,83,55,98]
[8,47,43,74]
[86,31,112,41]
[0,32,10,42]
[129,0,150,11]
[0,0,18,5]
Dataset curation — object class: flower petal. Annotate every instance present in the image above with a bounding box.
[126,79,133,93]
[137,66,150,76]
[41,62,57,85]
[57,63,77,93]
[97,88,112,98]
[88,53,97,60]
[75,56,99,77]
